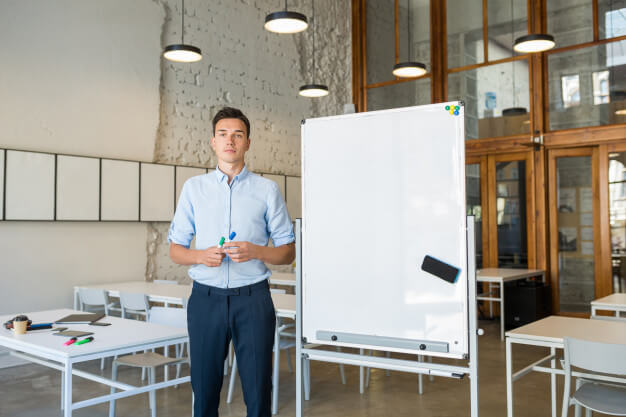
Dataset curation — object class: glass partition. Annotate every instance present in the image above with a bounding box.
[609,151,626,293]
[496,160,528,268]
[367,78,431,111]
[447,0,484,68]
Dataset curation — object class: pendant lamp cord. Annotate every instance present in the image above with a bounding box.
[182,0,185,44]
[312,0,316,83]
[407,0,410,61]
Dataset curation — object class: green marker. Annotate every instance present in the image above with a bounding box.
[76,337,94,345]
[218,237,226,248]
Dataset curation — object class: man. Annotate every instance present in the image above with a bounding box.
[168,107,295,417]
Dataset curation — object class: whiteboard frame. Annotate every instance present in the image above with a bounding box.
[300,103,468,358]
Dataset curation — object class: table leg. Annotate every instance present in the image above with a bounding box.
[63,361,72,417]
[506,338,513,417]
[500,283,505,341]
[359,348,364,394]
[164,344,169,381]
[551,347,556,417]
[61,371,64,410]
[73,289,79,310]
[489,283,494,318]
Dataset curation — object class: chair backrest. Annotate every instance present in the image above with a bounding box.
[78,288,109,307]
[563,337,626,375]
[154,279,178,285]
[149,306,187,329]
[120,292,150,317]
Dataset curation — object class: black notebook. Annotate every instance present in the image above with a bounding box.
[55,313,104,324]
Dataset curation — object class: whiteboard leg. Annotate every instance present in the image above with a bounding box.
[385,352,390,376]
[295,219,304,417]
[417,355,423,395]
[506,339,514,417]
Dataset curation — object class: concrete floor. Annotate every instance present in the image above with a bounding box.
[0,319,604,417]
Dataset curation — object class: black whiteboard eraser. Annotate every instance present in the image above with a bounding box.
[421,255,460,284]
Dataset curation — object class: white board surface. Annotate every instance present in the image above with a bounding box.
[140,163,174,221]
[101,159,139,221]
[56,155,100,220]
[301,103,467,358]
[176,166,206,206]
[5,151,55,220]
[0,150,4,220]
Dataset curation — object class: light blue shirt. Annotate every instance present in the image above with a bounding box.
[168,165,295,288]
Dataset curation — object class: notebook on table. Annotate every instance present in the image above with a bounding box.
[55,313,104,324]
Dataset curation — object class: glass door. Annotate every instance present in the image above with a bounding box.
[466,156,488,268]
[548,147,600,315]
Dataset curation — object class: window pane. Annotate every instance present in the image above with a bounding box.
[466,163,483,268]
[548,40,626,131]
[547,0,593,48]
[496,161,527,268]
[609,152,626,293]
[555,156,594,313]
[487,0,528,61]
[599,0,626,40]
[366,78,431,111]
[367,0,430,85]
[448,60,530,139]
[447,0,484,68]
[366,0,395,85]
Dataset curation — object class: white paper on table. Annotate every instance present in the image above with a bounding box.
[581,241,594,255]
[580,213,593,226]
[579,187,592,212]
[581,227,593,241]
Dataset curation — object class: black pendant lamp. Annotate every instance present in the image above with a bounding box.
[392,0,427,78]
[265,0,308,34]
[299,0,328,98]
[163,0,202,62]
[513,33,555,53]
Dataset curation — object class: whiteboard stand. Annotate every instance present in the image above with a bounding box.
[295,216,481,417]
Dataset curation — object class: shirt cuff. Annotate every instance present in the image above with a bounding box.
[167,225,193,248]
[272,235,295,247]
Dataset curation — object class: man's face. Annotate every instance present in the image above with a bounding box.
[211,118,250,165]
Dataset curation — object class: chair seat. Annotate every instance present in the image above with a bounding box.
[573,382,626,415]
[115,352,185,368]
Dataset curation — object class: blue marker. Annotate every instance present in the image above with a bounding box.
[229,231,236,240]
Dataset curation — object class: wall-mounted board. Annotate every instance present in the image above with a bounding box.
[301,103,467,359]
[5,151,55,220]
[176,166,207,206]
[286,176,301,220]
[0,150,4,220]
[262,174,286,200]
[140,163,175,221]
[101,159,139,221]
[56,155,99,220]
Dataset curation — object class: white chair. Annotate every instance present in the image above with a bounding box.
[561,337,626,417]
[109,306,189,417]
[78,288,120,370]
[119,292,151,320]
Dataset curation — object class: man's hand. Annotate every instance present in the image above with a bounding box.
[223,241,258,263]
[196,246,226,267]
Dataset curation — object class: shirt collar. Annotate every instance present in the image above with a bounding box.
[215,165,249,183]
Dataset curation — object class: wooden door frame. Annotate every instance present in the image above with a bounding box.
[487,151,536,268]
[547,147,602,317]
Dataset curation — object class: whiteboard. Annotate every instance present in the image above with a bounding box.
[5,150,55,220]
[140,163,174,221]
[301,103,467,359]
[0,150,4,220]
[101,159,139,221]
[176,166,206,205]
[56,155,100,220]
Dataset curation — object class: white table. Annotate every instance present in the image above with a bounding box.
[75,281,296,415]
[0,309,189,417]
[591,293,626,319]
[476,268,546,340]
[505,315,626,417]
[74,281,296,319]
[269,271,296,287]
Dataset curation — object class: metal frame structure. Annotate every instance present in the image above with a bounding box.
[295,216,481,417]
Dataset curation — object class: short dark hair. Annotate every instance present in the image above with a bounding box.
[212,107,251,138]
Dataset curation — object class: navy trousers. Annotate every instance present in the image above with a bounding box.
[187,279,276,417]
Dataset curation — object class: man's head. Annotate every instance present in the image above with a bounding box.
[211,107,251,165]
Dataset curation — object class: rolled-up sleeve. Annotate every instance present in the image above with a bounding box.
[266,182,295,247]
[168,181,196,247]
